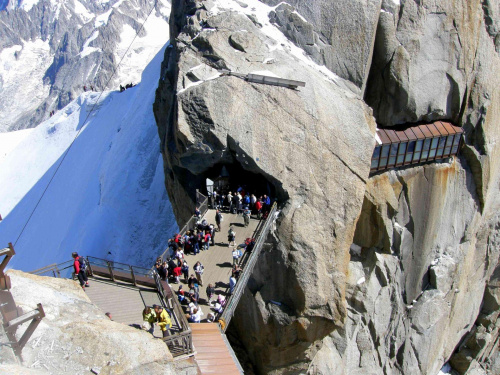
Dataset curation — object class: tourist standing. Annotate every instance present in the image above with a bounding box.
[72,252,89,290]
[154,305,172,337]
[142,307,156,334]
[229,275,237,294]
[206,283,215,304]
[228,226,236,247]
[215,209,222,232]
[194,261,204,286]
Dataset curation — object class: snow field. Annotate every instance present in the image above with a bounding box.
[0,44,177,272]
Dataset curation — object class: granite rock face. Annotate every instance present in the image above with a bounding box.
[364,0,488,127]
[154,0,375,372]
[308,163,500,374]
[265,0,382,94]
[154,0,500,374]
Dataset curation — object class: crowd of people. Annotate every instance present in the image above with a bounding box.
[147,186,268,327]
[209,187,273,220]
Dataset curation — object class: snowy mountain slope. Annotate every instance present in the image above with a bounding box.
[0,0,170,132]
[0,42,178,272]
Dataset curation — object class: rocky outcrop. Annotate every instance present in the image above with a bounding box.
[154,0,500,374]
[154,0,376,372]
[2,270,195,375]
[307,162,500,374]
[265,0,382,94]
[365,0,484,127]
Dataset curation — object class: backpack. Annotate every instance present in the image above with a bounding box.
[78,256,86,271]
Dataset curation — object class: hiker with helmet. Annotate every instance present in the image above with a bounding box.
[72,252,89,290]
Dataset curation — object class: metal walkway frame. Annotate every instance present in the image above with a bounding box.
[1,243,45,360]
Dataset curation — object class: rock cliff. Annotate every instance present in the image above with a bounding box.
[154,0,500,374]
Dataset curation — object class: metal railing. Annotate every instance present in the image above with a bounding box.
[154,272,194,357]
[30,256,194,358]
[30,260,74,279]
[156,190,209,262]
[86,256,155,287]
[220,203,278,331]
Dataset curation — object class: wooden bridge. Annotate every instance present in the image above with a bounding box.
[28,193,278,374]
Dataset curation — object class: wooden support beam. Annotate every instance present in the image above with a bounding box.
[16,304,45,349]
[5,308,43,331]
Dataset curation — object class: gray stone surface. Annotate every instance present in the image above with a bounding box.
[364,0,490,127]
[154,1,376,372]
[5,270,199,375]
[263,0,382,93]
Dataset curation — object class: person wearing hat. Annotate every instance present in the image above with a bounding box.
[153,304,172,337]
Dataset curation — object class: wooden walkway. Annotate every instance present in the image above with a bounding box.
[83,208,257,374]
[85,276,163,334]
[180,209,260,316]
[191,323,241,374]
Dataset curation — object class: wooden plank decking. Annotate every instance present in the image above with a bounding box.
[191,323,241,374]
[83,209,256,373]
[84,276,162,329]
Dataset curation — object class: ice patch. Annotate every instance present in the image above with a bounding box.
[18,0,40,12]
[0,40,52,131]
[73,0,92,22]
[113,12,170,87]
[80,31,101,58]
[95,8,113,28]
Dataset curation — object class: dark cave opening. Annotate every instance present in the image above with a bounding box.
[197,155,289,209]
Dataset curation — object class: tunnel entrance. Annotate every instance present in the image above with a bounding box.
[198,160,288,210]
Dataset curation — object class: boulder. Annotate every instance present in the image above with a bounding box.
[154,3,376,372]
[4,270,194,375]
[365,0,486,127]
[263,0,382,93]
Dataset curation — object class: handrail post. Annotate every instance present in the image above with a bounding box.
[130,266,137,286]
[107,261,115,281]
[86,258,93,277]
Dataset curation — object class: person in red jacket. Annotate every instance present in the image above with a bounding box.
[255,199,263,218]
[72,252,89,290]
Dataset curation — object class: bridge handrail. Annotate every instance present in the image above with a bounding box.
[30,255,193,357]
[156,190,209,263]
[1,243,45,360]
[153,272,194,356]
[220,203,278,330]
[30,260,74,278]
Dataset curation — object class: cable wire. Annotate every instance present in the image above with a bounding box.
[13,0,159,247]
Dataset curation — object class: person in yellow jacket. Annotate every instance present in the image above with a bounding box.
[153,304,172,337]
[142,306,156,334]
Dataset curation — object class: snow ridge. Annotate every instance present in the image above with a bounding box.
[0,43,178,272]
